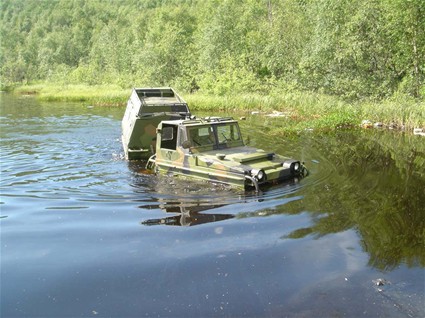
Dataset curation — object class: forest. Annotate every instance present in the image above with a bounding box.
[1,0,424,102]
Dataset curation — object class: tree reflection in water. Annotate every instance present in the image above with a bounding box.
[239,130,425,271]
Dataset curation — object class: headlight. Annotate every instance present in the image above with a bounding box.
[251,168,266,181]
[290,161,301,174]
[291,162,300,172]
[257,170,265,180]
[283,160,302,174]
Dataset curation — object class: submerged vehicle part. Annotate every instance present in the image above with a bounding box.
[121,87,190,160]
[122,88,306,190]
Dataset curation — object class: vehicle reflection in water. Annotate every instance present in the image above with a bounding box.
[127,160,241,226]
[140,201,234,226]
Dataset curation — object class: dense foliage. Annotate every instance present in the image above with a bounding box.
[1,0,424,100]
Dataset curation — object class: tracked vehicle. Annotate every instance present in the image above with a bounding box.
[122,88,306,190]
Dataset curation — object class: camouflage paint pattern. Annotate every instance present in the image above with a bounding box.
[153,117,305,189]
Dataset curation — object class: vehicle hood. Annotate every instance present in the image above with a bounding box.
[194,146,284,173]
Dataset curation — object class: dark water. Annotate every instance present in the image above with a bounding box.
[1,93,424,318]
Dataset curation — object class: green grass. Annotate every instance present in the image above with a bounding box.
[360,97,425,130]
[14,83,128,106]
[11,83,424,134]
[187,91,424,134]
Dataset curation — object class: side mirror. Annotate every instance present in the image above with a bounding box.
[182,140,191,149]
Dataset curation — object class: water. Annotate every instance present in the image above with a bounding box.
[1,93,424,317]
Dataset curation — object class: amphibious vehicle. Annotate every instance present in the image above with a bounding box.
[122,87,306,191]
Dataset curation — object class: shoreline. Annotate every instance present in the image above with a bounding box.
[8,83,424,136]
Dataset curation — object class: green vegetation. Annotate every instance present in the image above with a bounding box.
[13,83,128,105]
[1,0,424,132]
[10,82,425,135]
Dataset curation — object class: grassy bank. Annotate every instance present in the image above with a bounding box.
[11,83,424,135]
[13,84,128,106]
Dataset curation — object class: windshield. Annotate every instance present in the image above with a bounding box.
[216,123,241,143]
[188,125,215,147]
[188,123,242,148]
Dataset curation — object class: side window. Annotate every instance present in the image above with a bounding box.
[162,127,174,141]
[160,125,178,150]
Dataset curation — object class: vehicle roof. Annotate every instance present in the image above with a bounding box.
[161,117,238,126]
[134,87,185,105]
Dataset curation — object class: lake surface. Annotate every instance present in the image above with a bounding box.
[1,93,424,317]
